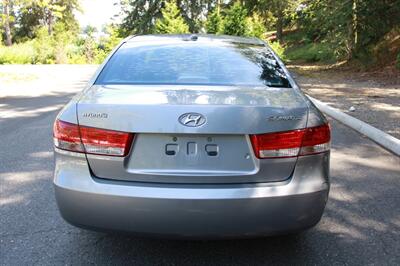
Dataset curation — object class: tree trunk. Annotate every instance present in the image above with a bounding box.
[352,0,358,56]
[47,12,54,35]
[276,8,283,43]
[348,0,358,60]
[3,0,12,46]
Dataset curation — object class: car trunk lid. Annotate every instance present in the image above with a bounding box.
[77,84,309,183]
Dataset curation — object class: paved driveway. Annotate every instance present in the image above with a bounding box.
[1,65,399,265]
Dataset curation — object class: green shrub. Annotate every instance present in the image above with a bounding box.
[283,30,312,46]
[67,53,87,64]
[284,43,335,63]
[0,42,35,64]
[94,50,108,64]
[396,53,400,70]
[53,23,77,64]
[268,41,286,61]
[101,25,122,54]
[245,13,265,38]
[223,2,248,36]
[66,44,86,64]
[206,9,224,34]
[32,27,56,64]
[155,0,189,34]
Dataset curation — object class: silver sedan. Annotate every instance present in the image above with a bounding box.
[53,34,330,238]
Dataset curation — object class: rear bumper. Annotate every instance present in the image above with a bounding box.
[54,149,330,238]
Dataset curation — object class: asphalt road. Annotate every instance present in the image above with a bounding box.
[1,66,399,265]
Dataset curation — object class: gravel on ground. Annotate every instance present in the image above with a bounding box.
[290,64,400,139]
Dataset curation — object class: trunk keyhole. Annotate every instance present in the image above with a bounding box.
[206,144,218,156]
[166,144,178,156]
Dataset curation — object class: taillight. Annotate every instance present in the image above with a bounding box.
[79,126,134,156]
[53,120,134,156]
[250,124,330,159]
[299,124,331,156]
[53,120,84,153]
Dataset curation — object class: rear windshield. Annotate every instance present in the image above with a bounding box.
[95,41,291,88]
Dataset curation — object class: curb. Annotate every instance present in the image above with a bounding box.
[307,95,400,156]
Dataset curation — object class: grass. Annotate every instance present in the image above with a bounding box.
[264,29,338,64]
[397,53,400,69]
[278,29,337,64]
[284,42,336,63]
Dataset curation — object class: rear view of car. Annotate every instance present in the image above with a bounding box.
[53,35,330,238]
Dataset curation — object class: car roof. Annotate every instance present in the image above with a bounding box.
[126,34,265,46]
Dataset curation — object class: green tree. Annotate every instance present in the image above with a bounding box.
[177,0,213,32]
[32,25,55,63]
[119,0,220,35]
[205,8,223,34]
[52,21,76,63]
[14,3,43,41]
[118,0,164,35]
[13,0,80,41]
[57,0,80,34]
[1,0,14,45]
[101,25,122,53]
[222,1,247,36]
[243,0,295,41]
[266,0,294,42]
[38,0,62,34]
[83,25,97,37]
[245,12,265,38]
[272,1,286,42]
[298,0,400,60]
[155,0,189,34]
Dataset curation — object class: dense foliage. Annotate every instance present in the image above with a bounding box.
[155,0,189,34]
[222,2,248,36]
[205,8,223,34]
[0,0,122,64]
[1,0,399,66]
[296,0,400,62]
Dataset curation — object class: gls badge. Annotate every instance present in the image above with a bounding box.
[83,112,108,119]
[267,115,302,121]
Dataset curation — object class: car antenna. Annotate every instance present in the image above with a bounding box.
[190,34,198,41]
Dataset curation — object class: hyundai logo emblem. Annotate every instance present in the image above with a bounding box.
[179,113,206,127]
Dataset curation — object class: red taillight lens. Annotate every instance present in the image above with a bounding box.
[250,124,330,159]
[53,120,134,157]
[299,124,330,156]
[250,130,304,158]
[80,126,134,156]
[53,120,84,153]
